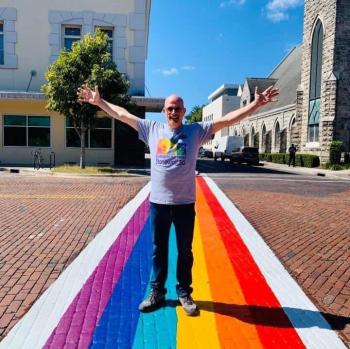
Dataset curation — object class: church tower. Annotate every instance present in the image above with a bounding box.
[300,0,350,161]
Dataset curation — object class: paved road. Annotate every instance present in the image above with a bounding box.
[0,163,349,346]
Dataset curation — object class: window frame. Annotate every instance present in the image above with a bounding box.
[0,21,4,65]
[308,19,323,142]
[65,116,113,149]
[3,115,51,148]
[62,25,82,51]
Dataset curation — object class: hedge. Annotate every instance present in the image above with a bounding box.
[329,140,344,164]
[259,153,320,168]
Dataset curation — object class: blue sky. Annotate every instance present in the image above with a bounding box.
[145,0,304,122]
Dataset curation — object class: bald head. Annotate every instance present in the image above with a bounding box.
[164,94,184,108]
[163,94,186,129]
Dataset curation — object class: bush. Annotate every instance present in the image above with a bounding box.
[260,152,320,168]
[322,162,350,170]
[296,154,320,167]
[329,140,344,164]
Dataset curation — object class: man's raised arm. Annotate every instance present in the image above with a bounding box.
[77,85,139,130]
[212,86,279,134]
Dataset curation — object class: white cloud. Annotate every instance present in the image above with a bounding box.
[155,66,195,76]
[158,67,178,76]
[220,0,246,8]
[181,65,196,71]
[265,0,303,22]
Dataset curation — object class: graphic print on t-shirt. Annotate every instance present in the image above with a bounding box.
[156,134,187,166]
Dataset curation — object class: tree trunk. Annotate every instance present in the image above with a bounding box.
[80,121,86,169]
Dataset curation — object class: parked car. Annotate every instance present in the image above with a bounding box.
[230,146,259,165]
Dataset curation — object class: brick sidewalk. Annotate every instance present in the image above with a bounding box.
[216,179,350,346]
[0,171,348,348]
[0,173,148,341]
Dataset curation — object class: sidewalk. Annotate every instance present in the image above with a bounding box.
[0,176,346,348]
[260,161,350,180]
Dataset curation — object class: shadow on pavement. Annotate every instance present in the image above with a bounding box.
[164,299,349,330]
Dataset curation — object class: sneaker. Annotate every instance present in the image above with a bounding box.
[178,295,199,316]
[138,290,165,312]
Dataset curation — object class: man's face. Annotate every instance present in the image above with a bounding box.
[163,95,186,129]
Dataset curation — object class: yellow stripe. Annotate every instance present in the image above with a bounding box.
[177,217,221,349]
[195,181,265,349]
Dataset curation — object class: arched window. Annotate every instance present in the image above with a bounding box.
[308,19,323,142]
[275,121,280,150]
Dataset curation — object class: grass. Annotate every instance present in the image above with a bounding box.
[52,165,128,175]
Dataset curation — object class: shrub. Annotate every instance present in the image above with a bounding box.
[329,140,344,164]
[260,152,320,168]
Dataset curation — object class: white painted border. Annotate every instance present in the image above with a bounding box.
[0,182,150,349]
[203,176,346,349]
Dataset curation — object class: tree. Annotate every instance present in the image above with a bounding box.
[185,105,205,124]
[42,30,130,168]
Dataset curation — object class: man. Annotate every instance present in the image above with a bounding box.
[78,84,278,316]
[288,143,297,167]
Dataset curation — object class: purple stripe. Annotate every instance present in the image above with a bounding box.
[44,198,149,349]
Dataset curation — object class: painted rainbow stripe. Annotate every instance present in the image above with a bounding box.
[1,178,345,349]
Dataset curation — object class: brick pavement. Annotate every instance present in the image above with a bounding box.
[0,172,148,341]
[216,179,350,346]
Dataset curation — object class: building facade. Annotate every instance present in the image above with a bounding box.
[202,84,241,152]
[231,0,350,162]
[0,0,159,166]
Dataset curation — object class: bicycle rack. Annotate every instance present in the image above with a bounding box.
[50,152,56,169]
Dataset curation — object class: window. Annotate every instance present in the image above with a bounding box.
[0,22,4,65]
[63,26,81,51]
[66,117,112,149]
[3,115,51,147]
[308,19,323,142]
[95,27,114,57]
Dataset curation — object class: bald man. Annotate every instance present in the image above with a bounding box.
[78,85,278,316]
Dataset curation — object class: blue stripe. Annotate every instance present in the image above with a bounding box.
[132,224,178,349]
[89,217,152,349]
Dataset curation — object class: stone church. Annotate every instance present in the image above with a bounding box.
[231,0,350,163]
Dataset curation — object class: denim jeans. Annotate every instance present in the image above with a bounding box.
[149,202,195,297]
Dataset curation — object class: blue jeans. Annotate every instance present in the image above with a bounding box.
[149,202,195,297]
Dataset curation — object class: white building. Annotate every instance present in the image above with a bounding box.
[202,84,241,153]
[0,0,162,166]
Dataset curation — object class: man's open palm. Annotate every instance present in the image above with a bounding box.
[254,86,279,107]
[78,85,101,106]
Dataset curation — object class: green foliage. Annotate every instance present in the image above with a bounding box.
[185,105,205,124]
[42,30,130,167]
[321,163,350,170]
[329,140,344,164]
[260,153,320,168]
[43,30,130,122]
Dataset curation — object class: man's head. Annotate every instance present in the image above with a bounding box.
[163,94,186,129]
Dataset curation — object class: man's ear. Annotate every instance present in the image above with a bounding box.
[183,108,186,115]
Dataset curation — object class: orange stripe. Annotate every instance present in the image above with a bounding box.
[196,181,265,349]
[198,177,305,348]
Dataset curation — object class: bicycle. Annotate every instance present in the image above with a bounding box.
[31,148,44,170]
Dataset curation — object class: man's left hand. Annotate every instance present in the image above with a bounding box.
[254,86,279,107]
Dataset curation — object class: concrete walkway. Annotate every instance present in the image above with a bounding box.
[0,176,346,349]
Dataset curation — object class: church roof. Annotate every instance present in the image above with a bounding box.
[251,45,302,115]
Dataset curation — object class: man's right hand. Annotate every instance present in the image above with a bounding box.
[77,85,101,106]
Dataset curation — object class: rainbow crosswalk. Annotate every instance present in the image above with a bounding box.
[0,177,345,349]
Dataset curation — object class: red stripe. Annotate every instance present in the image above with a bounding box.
[198,177,305,348]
